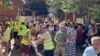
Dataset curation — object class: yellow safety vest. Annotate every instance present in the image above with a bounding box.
[18,25,27,36]
[14,22,20,32]
[43,31,54,50]
[21,29,33,45]
[3,27,11,42]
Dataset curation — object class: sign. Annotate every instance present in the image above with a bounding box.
[76,18,84,24]
[17,16,33,22]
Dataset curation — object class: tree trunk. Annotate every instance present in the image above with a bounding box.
[73,12,76,23]
[87,9,92,24]
[64,12,67,21]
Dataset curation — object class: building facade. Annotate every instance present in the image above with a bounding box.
[0,0,22,19]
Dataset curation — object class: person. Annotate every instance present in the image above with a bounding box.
[36,24,54,56]
[76,25,83,47]
[13,19,20,47]
[36,30,43,55]
[9,18,14,39]
[83,36,100,56]
[54,23,67,56]
[87,24,94,45]
[21,26,34,56]
[48,21,54,34]
[66,22,76,56]
[3,22,11,55]
[18,22,27,48]
[94,23,100,36]
[82,25,89,47]
[0,24,3,56]
[34,21,40,36]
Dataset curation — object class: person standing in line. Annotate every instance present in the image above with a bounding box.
[54,23,68,56]
[66,22,77,56]
[36,24,54,56]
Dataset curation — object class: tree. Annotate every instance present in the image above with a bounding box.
[46,0,80,22]
[92,4,100,22]
[0,0,14,10]
[61,0,80,22]
[45,0,62,15]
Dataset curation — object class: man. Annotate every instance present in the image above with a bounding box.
[83,36,100,56]
[36,24,54,56]
[21,26,34,56]
[13,19,20,46]
[54,24,67,56]
[18,22,27,47]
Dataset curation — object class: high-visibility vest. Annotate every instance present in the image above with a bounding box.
[21,29,33,45]
[43,31,54,50]
[3,27,11,42]
[14,22,20,31]
[18,25,27,36]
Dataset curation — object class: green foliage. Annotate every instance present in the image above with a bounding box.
[45,0,62,15]
[46,0,80,15]
[2,0,13,10]
[61,0,76,13]
[76,0,88,16]
[92,5,100,22]
[24,0,100,22]
[24,0,34,5]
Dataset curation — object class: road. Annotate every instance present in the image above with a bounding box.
[3,39,84,56]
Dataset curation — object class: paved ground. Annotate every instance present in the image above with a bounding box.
[8,48,84,56]
[3,39,84,56]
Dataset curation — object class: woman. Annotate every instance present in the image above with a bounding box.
[3,23,11,55]
[76,25,83,47]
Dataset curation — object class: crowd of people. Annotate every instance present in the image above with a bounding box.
[0,16,100,56]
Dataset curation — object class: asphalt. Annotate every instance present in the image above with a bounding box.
[3,39,84,56]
